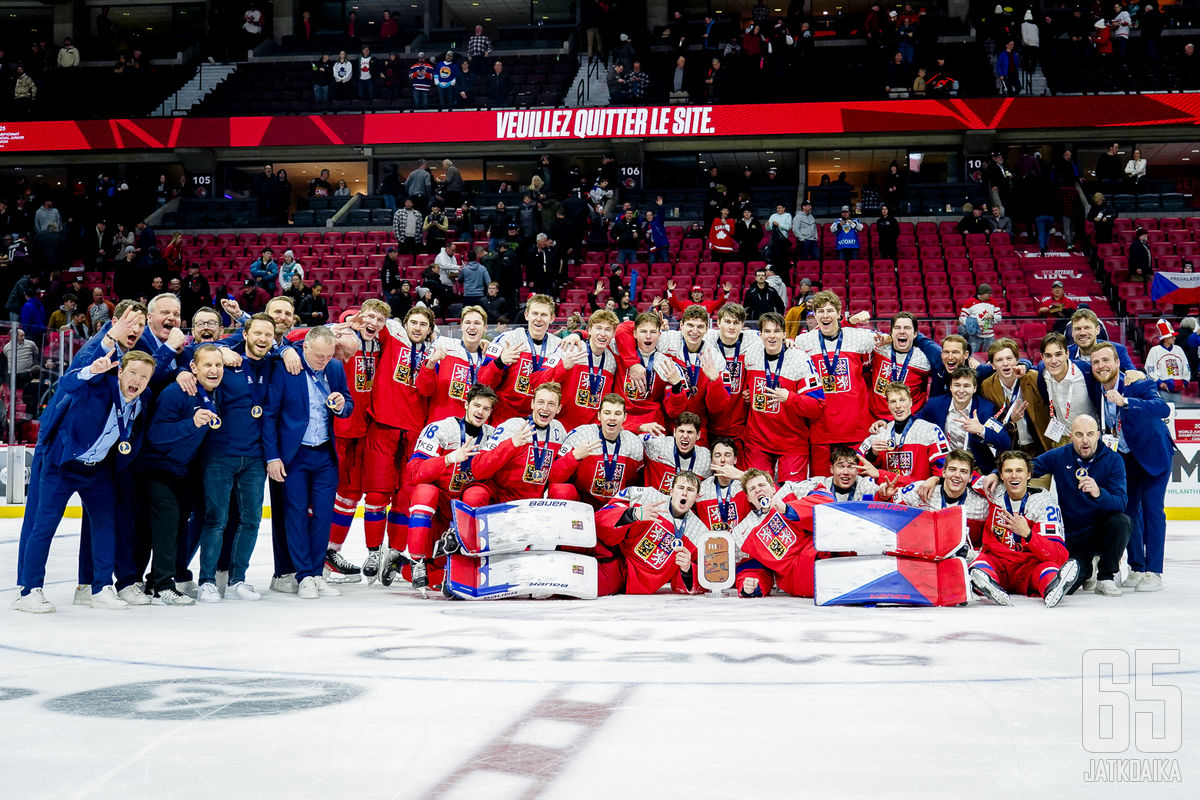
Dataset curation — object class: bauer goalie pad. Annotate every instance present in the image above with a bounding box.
[815,555,969,607]
[443,551,599,600]
[449,499,597,555]
[812,502,965,561]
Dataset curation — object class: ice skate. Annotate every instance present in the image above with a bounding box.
[969,568,1012,606]
[324,548,362,584]
[361,548,383,585]
[411,558,428,597]
[1043,559,1079,608]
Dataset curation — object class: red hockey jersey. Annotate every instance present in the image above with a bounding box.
[742,343,826,452]
[858,417,950,485]
[795,326,877,444]
[867,342,935,419]
[642,435,712,494]
[550,425,644,506]
[407,415,496,494]
[470,415,569,502]
[595,487,707,595]
[478,327,564,422]
[373,319,434,431]
[419,338,490,425]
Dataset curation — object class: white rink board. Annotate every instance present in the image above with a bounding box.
[0,516,1196,798]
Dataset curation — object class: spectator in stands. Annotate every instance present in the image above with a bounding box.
[332,51,354,100]
[381,52,404,102]
[985,151,1012,216]
[830,206,863,264]
[959,284,1002,355]
[406,159,432,212]
[181,264,212,319]
[1179,43,1200,89]
[705,57,724,103]
[299,9,315,46]
[252,162,275,221]
[19,288,46,340]
[1087,192,1118,252]
[57,37,80,69]
[334,179,350,197]
[441,160,464,210]
[628,61,650,103]
[613,33,636,73]
[735,208,764,263]
[1128,227,1152,285]
[583,0,608,62]
[311,54,333,104]
[607,63,630,104]
[423,204,450,254]
[242,4,264,49]
[435,51,459,109]
[989,204,1012,236]
[516,194,541,250]
[611,207,642,265]
[1095,143,1124,190]
[791,200,818,262]
[884,51,911,98]
[1037,281,1079,332]
[239,278,270,314]
[67,308,90,339]
[388,279,414,319]
[479,280,510,323]
[996,40,1020,96]
[345,10,361,49]
[468,25,492,73]
[12,65,36,116]
[644,208,669,264]
[455,59,476,106]
[486,60,510,107]
[743,269,785,319]
[249,247,276,290]
[1141,4,1164,61]
[308,168,333,198]
[380,10,401,49]
[46,293,77,331]
[88,287,114,330]
[33,199,61,236]
[283,272,309,304]
[526,233,561,296]
[874,204,900,262]
[956,205,990,237]
[388,199,422,256]
[926,55,958,97]
[357,46,379,100]
[271,169,293,224]
[483,201,512,253]
[1111,5,1132,63]
[460,247,491,307]
[299,281,328,326]
[1124,147,1146,190]
[0,328,39,383]
[277,250,304,294]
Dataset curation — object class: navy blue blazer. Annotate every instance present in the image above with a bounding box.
[917,393,1011,475]
[263,353,353,467]
[39,369,149,470]
[1069,341,1134,372]
[1087,373,1175,477]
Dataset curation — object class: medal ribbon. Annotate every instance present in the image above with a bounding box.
[598,425,622,483]
[819,331,843,385]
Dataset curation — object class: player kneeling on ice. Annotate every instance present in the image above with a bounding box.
[969,450,1077,607]
[593,471,709,595]
[729,469,830,598]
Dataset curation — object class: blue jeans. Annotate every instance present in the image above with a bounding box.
[412,90,430,108]
[648,246,669,263]
[314,84,329,103]
[1035,214,1054,252]
[358,79,375,100]
[617,248,638,265]
[199,453,266,585]
[437,86,454,108]
[797,240,819,261]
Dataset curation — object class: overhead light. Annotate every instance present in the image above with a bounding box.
[1184,158,1192,162]
[1192,150,1199,153]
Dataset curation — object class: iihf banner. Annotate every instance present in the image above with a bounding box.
[1151,272,1200,305]
[5,92,1200,153]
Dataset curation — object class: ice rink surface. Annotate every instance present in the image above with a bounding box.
[1,515,1196,799]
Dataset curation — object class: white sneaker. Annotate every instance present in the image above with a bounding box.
[269,574,298,594]
[1122,571,1145,589]
[175,580,199,599]
[74,585,92,606]
[314,576,342,597]
[225,581,262,601]
[197,583,222,603]
[297,576,320,599]
[215,570,230,597]
[90,585,130,610]
[1136,572,1163,592]
[152,588,196,606]
[12,588,55,614]
[1094,579,1123,597]
[1082,577,1097,592]
[117,585,151,606]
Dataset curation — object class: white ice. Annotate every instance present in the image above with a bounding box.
[1,516,1196,799]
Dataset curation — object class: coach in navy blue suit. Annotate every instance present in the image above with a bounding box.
[918,365,1010,475]
[264,325,353,599]
[13,350,157,613]
[1088,342,1173,593]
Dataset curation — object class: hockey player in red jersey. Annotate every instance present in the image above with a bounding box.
[729,469,824,598]
[360,306,436,582]
[642,412,711,493]
[593,471,709,595]
[790,445,895,503]
[326,299,390,581]
[794,291,878,474]
[695,438,751,532]
[704,303,757,441]
[478,294,566,422]
[405,384,498,593]
[658,305,728,441]
[896,448,989,547]
[867,312,936,419]
[549,393,645,508]
[858,382,949,485]
[419,305,490,425]
[741,312,826,481]
[537,309,619,431]
[464,383,569,505]
[666,279,732,317]
[969,450,1077,607]
[613,313,672,435]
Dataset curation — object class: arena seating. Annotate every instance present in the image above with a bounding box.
[19,65,192,121]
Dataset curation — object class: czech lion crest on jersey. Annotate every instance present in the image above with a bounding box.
[591,462,626,498]
[885,449,914,475]
[447,363,472,400]
[514,359,535,395]
[817,357,850,393]
[354,353,376,393]
[522,448,553,485]
[392,345,424,385]
[632,525,676,569]
[574,373,603,410]
[751,376,780,413]
[756,513,798,560]
[624,370,651,399]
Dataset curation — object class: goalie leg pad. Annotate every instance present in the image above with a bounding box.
[816,555,970,606]
[450,499,597,555]
[444,551,599,600]
[813,503,965,561]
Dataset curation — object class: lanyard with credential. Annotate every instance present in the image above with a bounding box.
[598,425,622,483]
[682,346,702,387]
[246,360,268,418]
[890,416,915,449]
[673,445,695,474]
[466,345,483,385]
[1048,365,1075,422]
[458,419,484,471]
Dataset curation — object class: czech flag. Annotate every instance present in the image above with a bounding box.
[1150,271,1200,304]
